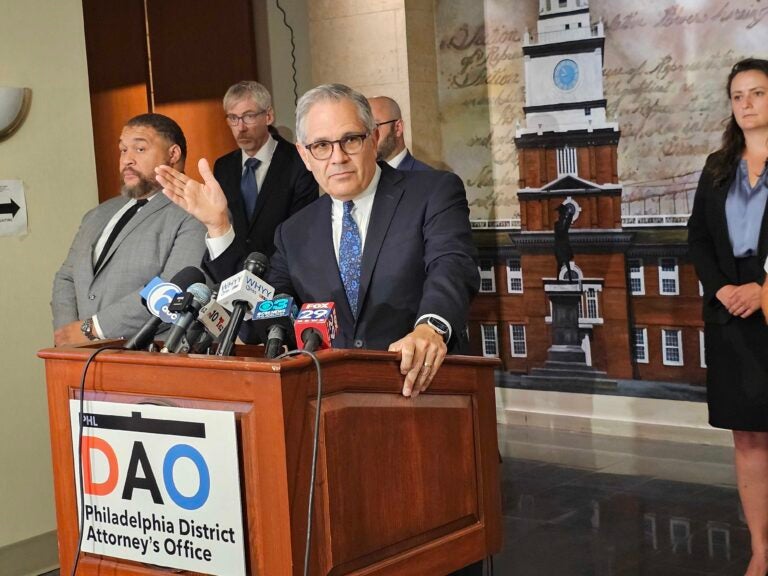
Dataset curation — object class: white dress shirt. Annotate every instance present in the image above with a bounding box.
[91,192,158,337]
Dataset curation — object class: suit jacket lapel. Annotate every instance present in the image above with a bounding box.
[251,138,288,224]
[714,165,738,280]
[94,194,168,277]
[222,152,250,238]
[86,199,125,279]
[356,168,404,318]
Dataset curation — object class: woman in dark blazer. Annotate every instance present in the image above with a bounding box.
[688,57,768,576]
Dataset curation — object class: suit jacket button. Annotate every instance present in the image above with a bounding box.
[354,339,364,348]
[88,294,96,300]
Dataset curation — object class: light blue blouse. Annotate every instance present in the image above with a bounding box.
[726,159,768,257]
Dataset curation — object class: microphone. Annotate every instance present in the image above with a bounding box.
[161,283,213,353]
[293,302,338,353]
[124,266,206,350]
[249,295,298,359]
[216,252,275,356]
[191,299,232,354]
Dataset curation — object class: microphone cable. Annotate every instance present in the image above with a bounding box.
[70,344,126,576]
[276,348,322,576]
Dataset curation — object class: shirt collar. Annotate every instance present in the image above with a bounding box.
[329,165,382,209]
[241,135,277,167]
[388,147,408,169]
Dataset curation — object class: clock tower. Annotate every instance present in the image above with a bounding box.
[515,0,620,192]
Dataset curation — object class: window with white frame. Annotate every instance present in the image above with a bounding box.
[481,324,499,357]
[556,146,578,176]
[506,257,524,293]
[634,327,649,363]
[662,329,684,366]
[670,517,692,555]
[509,324,527,357]
[579,287,600,320]
[478,259,495,293]
[629,258,645,295]
[699,330,706,368]
[658,257,679,295]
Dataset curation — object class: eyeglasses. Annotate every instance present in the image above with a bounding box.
[304,133,369,160]
[375,119,399,128]
[225,110,267,126]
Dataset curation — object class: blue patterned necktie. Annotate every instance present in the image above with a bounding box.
[241,157,261,219]
[339,200,362,317]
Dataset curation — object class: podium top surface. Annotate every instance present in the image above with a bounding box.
[38,341,501,373]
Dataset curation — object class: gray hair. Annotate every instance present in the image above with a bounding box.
[223,81,272,112]
[295,83,375,144]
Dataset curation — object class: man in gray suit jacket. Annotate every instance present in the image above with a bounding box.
[52,114,207,346]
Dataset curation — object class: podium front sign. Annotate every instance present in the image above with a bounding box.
[68,400,246,576]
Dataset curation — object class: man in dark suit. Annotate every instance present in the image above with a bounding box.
[368,96,434,171]
[159,84,477,393]
[204,81,318,281]
[159,82,482,576]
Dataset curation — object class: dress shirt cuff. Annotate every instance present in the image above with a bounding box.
[415,313,452,343]
[206,225,236,260]
[91,315,105,339]
[764,255,768,274]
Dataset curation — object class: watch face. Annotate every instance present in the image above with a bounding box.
[428,318,449,334]
[553,59,579,91]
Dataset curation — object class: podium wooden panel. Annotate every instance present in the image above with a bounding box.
[39,343,502,575]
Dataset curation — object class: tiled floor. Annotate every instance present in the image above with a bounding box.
[41,425,748,576]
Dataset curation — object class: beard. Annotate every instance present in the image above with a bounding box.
[120,170,161,199]
[376,130,398,162]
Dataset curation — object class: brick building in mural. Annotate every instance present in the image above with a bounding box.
[466,0,706,387]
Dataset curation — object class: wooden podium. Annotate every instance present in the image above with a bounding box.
[39,343,502,575]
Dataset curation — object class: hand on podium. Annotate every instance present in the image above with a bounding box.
[388,323,447,399]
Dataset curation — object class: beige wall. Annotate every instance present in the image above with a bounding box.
[306,0,443,165]
[260,0,314,137]
[0,0,96,572]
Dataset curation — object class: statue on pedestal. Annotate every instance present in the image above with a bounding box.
[554,203,576,282]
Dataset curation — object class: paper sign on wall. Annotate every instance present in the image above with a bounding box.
[0,180,27,236]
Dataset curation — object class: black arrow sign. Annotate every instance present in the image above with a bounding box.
[0,199,19,218]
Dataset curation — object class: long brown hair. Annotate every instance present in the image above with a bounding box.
[711,58,768,186]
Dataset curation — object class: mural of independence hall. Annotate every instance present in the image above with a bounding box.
[452,0,764,391]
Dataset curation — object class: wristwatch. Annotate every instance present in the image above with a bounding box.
[416,316,449,343]
[81,318,98,341]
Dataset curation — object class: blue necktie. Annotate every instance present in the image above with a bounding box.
[339,200,362,317]
[241,157,261,219]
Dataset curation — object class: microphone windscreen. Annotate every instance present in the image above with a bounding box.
[187,283,213,307]
[169,266,206,291]
[244,252,269,277]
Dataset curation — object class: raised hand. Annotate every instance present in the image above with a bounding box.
[156,158,231,237]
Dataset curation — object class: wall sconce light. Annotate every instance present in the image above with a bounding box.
[0,87,31,141]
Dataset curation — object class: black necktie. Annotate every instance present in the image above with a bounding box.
[94,199,148,272]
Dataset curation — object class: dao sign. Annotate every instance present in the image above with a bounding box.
[69,400,245,576]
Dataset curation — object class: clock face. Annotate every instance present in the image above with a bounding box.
[553,59,579,91]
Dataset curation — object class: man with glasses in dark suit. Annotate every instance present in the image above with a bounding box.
[203,81,318,282]
[158,84,482,574]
